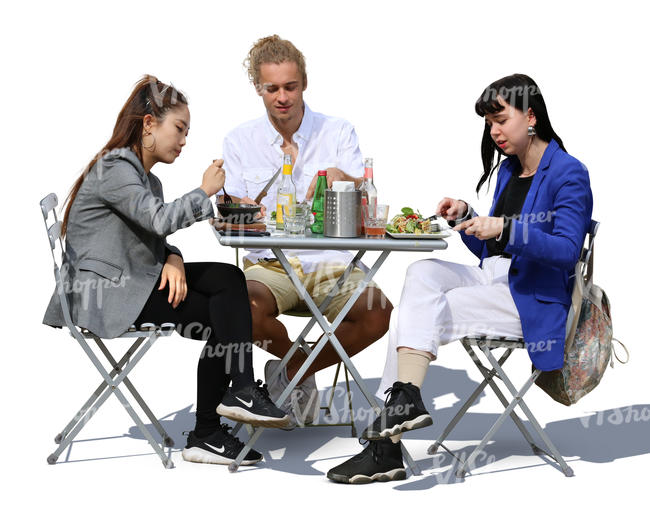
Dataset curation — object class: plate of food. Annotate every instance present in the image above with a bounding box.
[385,207,452,239]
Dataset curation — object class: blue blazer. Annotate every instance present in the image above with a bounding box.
[460,139,593,371]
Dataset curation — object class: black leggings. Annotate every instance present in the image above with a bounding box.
[135,262,254,435]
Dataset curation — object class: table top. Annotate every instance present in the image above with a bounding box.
[213,227,448,252]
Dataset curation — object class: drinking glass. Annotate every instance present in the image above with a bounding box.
[282,202,310,236]
[362,204,389,238]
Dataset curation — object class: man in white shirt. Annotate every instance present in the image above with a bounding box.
[220,35,392,425]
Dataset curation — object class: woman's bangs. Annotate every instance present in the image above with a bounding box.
[475,90,505,117]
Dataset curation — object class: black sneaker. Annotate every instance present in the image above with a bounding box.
[361,381,432,440]
[217,380,292,428]
[326,438,407,484]
[181,425,263,466]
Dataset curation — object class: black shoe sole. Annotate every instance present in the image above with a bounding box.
[362,414,433,440]
[327,468,407,484]
[216,404,292,428]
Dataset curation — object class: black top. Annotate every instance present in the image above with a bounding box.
[486,173,535,257]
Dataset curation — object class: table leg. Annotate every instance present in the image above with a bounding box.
[273,248,422,476]
[229,247,422,476]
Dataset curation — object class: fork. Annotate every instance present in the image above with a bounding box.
[213,158,232,204]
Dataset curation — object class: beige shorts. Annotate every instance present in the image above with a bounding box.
[243,258,379,322]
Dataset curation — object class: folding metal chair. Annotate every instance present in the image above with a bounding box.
[40,193,176,468]
[428,220,599,478]
[282,309,357,436]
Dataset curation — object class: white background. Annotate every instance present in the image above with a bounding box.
[1,0,648,508]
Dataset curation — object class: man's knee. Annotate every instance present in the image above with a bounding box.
[246,280,278,320]
[370,290,393,336]
[352,288,393,337]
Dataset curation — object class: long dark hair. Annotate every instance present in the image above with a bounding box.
[61,75,188,237]
[474,74,565,194]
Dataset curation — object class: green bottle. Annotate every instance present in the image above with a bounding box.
[310,170,328,234]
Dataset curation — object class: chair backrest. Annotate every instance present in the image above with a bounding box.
[40,193,78,335]
[582,219,599,282]
[40,193,62,257]
[565,219,599,339]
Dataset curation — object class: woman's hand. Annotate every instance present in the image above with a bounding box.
[159,254,187,308]
[436,197,468,220]
[454,216,504,240]
[201,159,226,196]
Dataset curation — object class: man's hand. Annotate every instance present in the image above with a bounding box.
[436,197,468,221]
[240,196,267,219]
[159,254,187,308]
[306,167,357,199]
[453,216,504,240]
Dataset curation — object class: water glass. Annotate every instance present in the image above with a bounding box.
[282,203,310,236]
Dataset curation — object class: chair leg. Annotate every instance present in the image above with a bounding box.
[94,337,174,447]
[428,373,492,456]
[53,338,144,445]
[48,378,117,465]
[111,385,175,469]
[456,368,539,478]
[324,363,342,417]
[432,341,572,478]
[467,343,541,453]
[428,346,514,456]
[304,362,357,436]
[48,332,174,468]
[343,365,356,437]
[472,347,541,454]
[482,347,574,477]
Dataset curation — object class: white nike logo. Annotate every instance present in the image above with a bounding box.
[236,396,253,408]
[205,442,225,454]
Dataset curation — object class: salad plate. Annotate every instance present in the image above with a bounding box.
[385,206,452,238]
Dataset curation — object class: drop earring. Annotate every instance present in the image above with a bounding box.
[528,126,536,137]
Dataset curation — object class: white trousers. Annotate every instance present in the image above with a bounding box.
[376,256,523,399]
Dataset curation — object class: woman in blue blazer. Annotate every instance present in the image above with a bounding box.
[327,74,593,484]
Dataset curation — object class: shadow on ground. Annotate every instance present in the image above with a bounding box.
[56,364,650,489]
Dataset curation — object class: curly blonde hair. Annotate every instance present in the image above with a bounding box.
[244,35,307,87]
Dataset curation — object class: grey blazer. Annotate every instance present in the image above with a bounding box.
[43,148,214,338]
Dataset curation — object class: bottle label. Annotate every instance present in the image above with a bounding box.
[276,193,295,226]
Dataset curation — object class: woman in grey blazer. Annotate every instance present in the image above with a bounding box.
[43,75,289,466]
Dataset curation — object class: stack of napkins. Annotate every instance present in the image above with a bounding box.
[331,181,355,192]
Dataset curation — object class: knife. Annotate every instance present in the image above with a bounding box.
[253,166,282,203]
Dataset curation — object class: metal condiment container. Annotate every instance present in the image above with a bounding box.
[324,190,361,237]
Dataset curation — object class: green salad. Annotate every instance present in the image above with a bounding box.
[385,207,438,234]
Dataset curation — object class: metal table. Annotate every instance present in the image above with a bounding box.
[213,227,448,473]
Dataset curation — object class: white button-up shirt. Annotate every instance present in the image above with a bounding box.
[221,104,364,273]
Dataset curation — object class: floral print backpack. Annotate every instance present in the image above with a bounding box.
[535,221,628,405]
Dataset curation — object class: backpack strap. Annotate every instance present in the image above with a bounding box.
[611,338,630,367]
